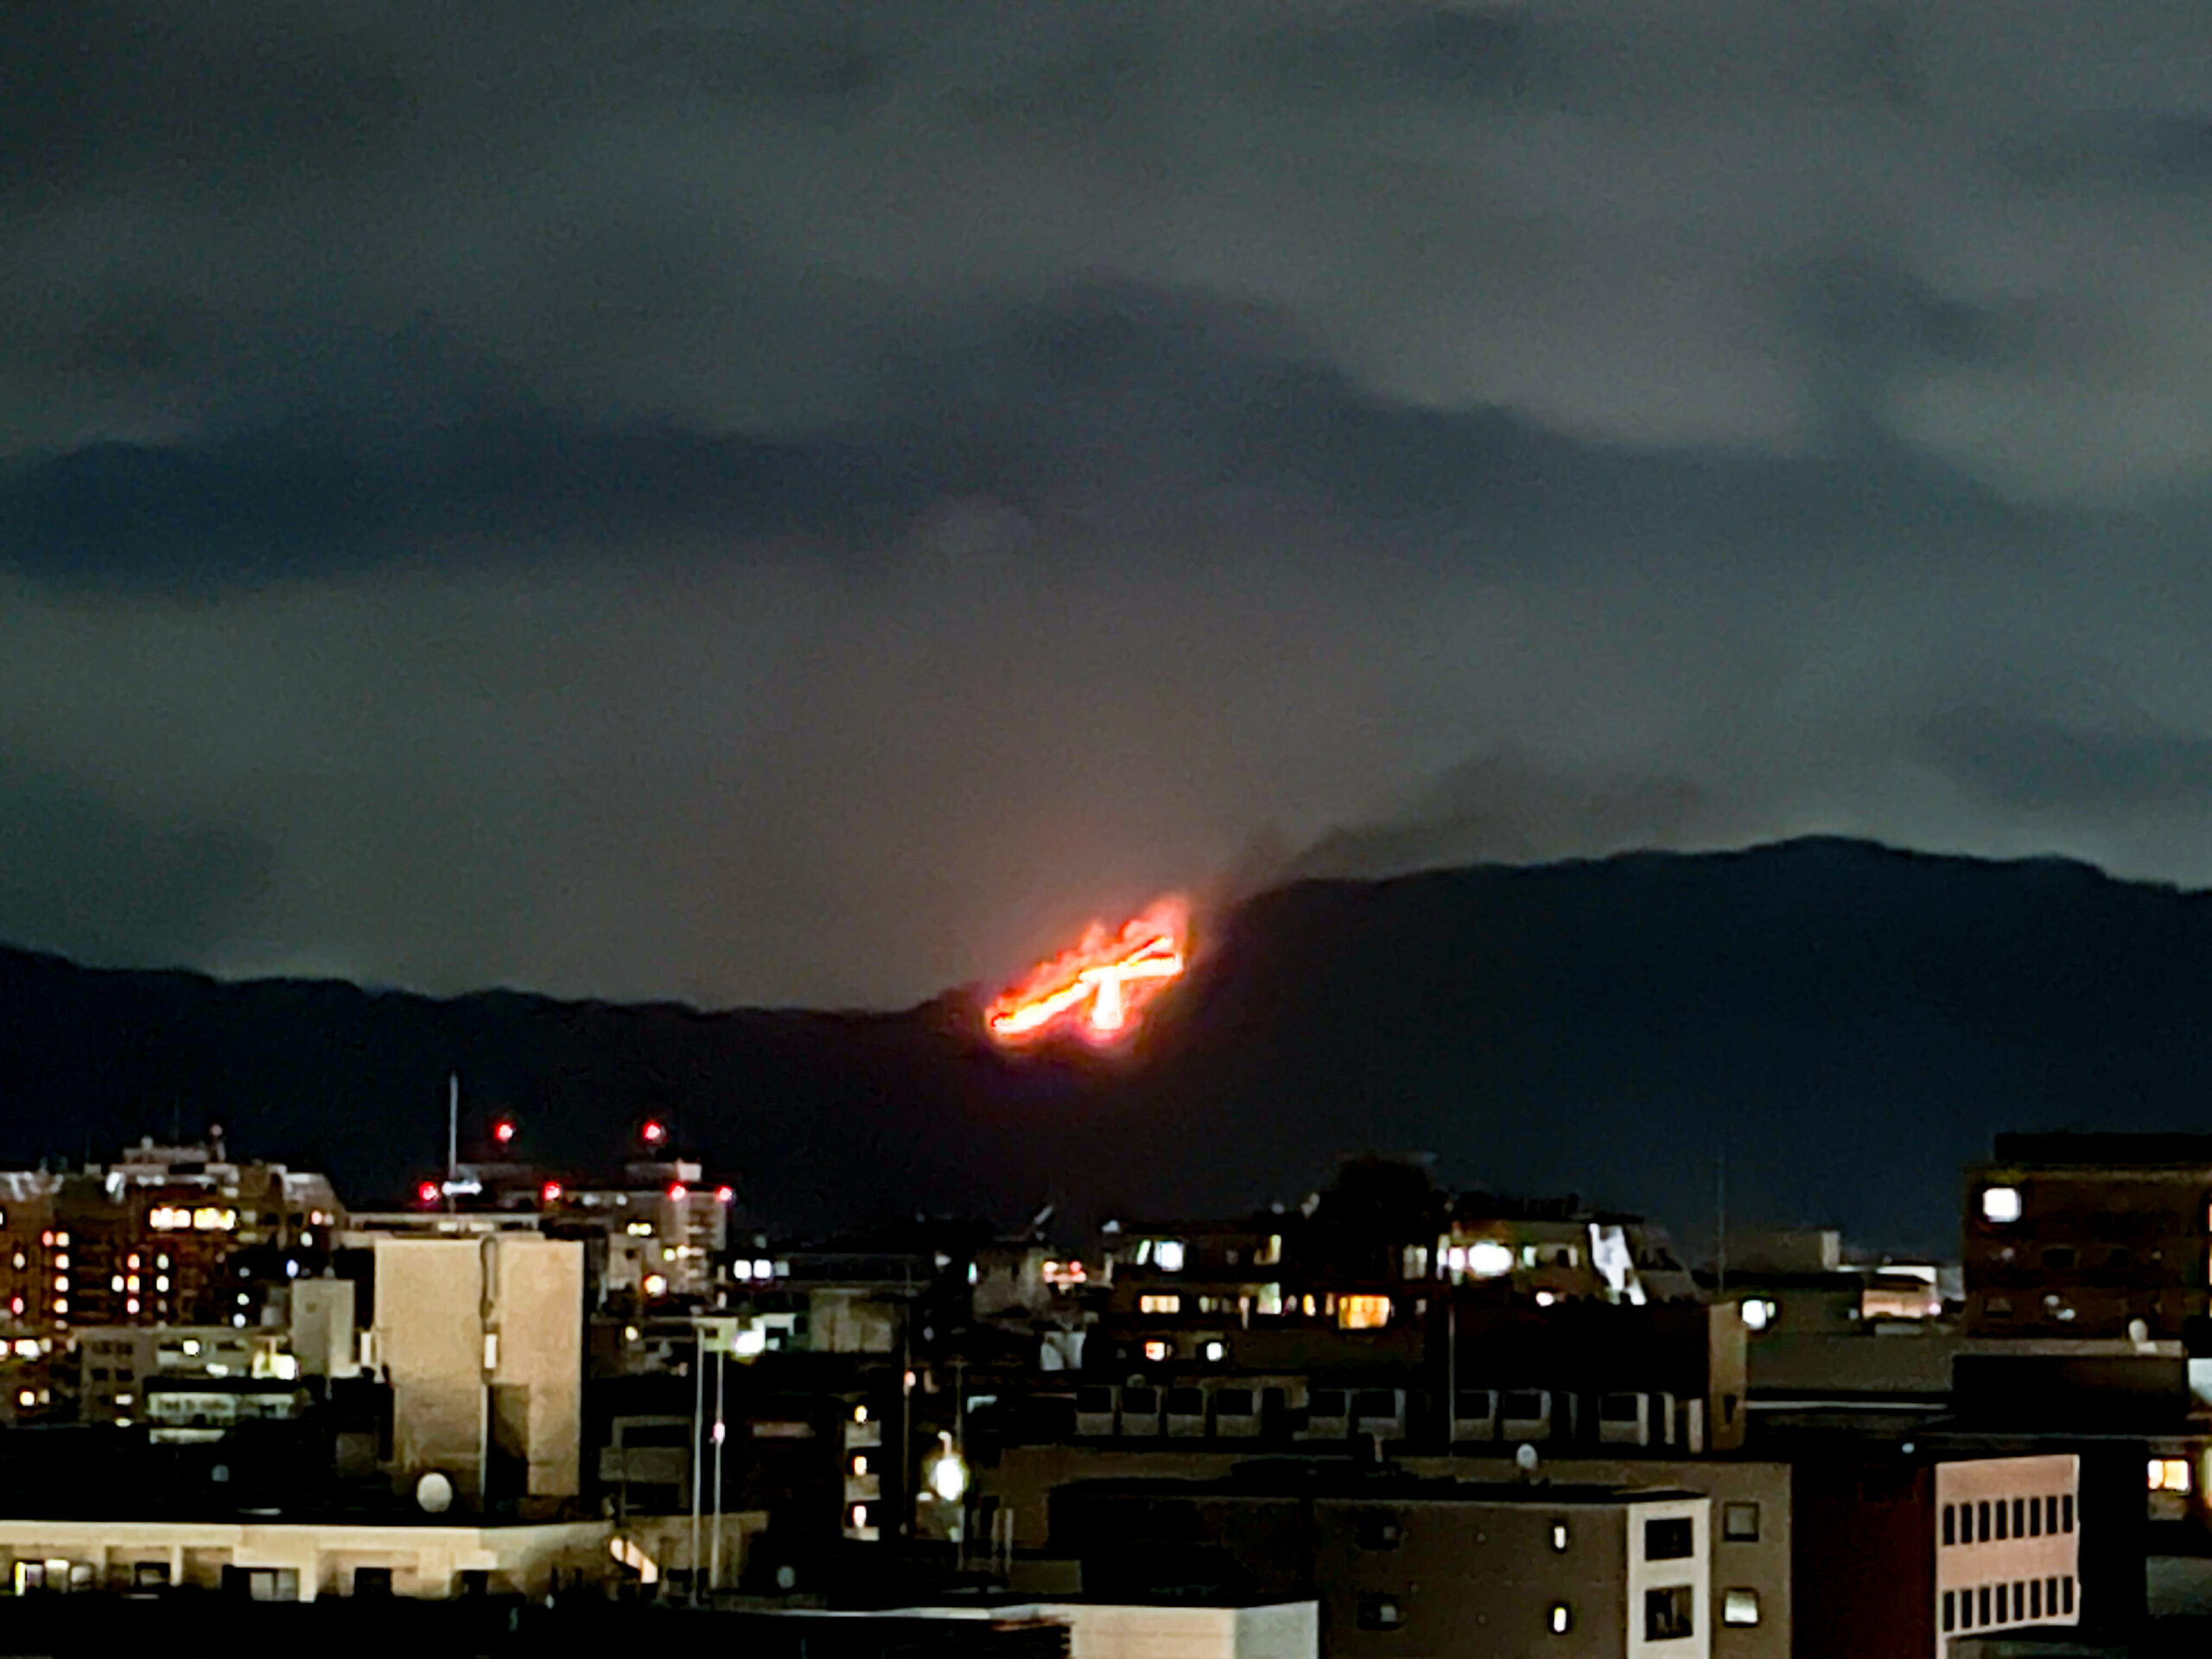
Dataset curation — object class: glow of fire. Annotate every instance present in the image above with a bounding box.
[986,899,1189,1046]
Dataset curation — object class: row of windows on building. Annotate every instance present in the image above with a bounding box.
[1942,1574,2074,1632]
[1354,1585,1741,1638]
[1940,1493,2074,1547]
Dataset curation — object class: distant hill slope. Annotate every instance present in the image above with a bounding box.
[3,837,2207,1252]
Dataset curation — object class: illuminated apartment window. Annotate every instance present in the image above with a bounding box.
[1154,1241,1186,1273]
[1981,1186,2022,1224]
[1338,1295,1391,1331]
[1465,1240,1515,1278]
[1139,1294,1181,1315]
[1548,1602,1571,1635]
[1722,1589,1760,1627]
[1142,1340,1169,1362]
[1355,1595,1402,1631]
[2152,1458,2192,1493]
[1550,1522,1569,1552]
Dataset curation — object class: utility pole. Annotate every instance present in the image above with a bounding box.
[447,1074,460,1214]
[1715,1153,1728,1298]
[689,1322,705,1604]
[709,1342,727,1594]
[899,1263,913,1538]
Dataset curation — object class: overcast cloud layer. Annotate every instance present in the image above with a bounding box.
[9,0,2212,1005]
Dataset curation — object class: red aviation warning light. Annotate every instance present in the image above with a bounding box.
[986,897,1190,1048]
[641,1121,669,1150]
[416,1181,440,1205]
[541,1181,563,1204]
[493,1118,517,1147]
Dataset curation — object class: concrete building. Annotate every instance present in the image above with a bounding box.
[1792,1450,2082,1659]
[76,1324,297,1426]
[0,1139,341,1338]
[1053,1471,1711,1659]
[372,1235,582,1510]
[1964,1134,2212,1339]
[760,1598,1318,1659]
[982,1446,1783,1659]
[0,1515,612,1599]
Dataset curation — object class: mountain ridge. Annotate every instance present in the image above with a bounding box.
[3,836,2205,1253]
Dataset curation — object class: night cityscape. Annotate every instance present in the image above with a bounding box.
[13,2,2212,1656]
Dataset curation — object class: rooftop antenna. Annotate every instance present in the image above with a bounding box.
[446,1073,460,1213]
[1714,1152,1727,1299]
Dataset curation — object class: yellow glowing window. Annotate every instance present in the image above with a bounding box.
[1139,1294,1181,1314]
[1338,1294,1392,1331]
[2151,1458,2192,1494]
[1142,1340,1169,1361]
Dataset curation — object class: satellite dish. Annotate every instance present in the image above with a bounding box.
[1515,1444,1540,1476]
[416,1471,454,1515]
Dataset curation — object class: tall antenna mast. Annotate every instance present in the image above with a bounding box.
[447,1073,460,1212]
[1714,1152,1727,1299]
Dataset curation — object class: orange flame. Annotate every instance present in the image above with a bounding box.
[986,898,1190,1047]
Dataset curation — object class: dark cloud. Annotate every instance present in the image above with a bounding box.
[1290,748,1721,880]
[1922,702,2212,816]
[6,1,2212,1005]
[0,753,272,963]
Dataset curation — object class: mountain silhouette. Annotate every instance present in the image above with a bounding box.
[3,837,2205,1254]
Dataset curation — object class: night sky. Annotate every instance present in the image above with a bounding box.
[10,3,2212,1010]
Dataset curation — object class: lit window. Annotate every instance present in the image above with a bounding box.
[850,1504,868,1528]
[1981,1186,2022,1224]
[14,1390,30,1408]
[126,1255,140,1271]
[1154,1241,1186,1273]
[109,1276,124,1294]
[1740,1298,1775,1332]
[852,1456,869,1475]
[1140,1294,1181,1315]
[1723,1589,1760,1627]
[53,1256,67,1271]
[1548,1602,1571,1635]
[1550,1522,1569,1552]
[2152,1458,2192,1493]
[54,1234,67,1248]
[1338,1295,1391,1330]
[643,1274,668,1296]
[1355,1595,1402,1631]
[1204,1340,1227,1362]
[1465,1240,1515,1278]
[854,1405,869,1424]
[155,1277,168,1292]
[1142,1340,1169,1361]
